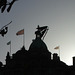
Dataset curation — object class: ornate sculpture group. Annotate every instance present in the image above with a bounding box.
[35,25,49,40]
[0,21,12,37]
[0,0,17,13]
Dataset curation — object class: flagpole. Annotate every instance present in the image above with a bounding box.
[23,29,25,46]
[16,29,25,47]
[10,41,11,56]
[59,46,60,58]
[7,41,11,56]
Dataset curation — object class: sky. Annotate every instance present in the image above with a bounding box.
[0,0,75,65]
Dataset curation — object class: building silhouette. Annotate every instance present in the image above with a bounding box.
[0,26,75,75]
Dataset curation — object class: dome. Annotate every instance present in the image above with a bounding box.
[29,38,48,52]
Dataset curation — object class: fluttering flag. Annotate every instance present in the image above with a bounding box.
[16,29,24,36]
[54,46,59,50]
[7,41,11,45]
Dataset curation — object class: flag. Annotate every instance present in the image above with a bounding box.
[16,29,24,36]
[54,46,59,49]
[7,41,11,45]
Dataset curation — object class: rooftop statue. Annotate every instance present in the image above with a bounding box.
[0,21,12,37]
[0,0,18,13]
[35,25,49,40]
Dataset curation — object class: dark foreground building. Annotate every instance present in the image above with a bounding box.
[0,26,75,75]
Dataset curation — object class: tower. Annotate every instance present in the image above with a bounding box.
[29,25,51,60]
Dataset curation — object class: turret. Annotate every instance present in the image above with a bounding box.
[5,52,11,65]
[73,56,75,66]
[53,53,60,60]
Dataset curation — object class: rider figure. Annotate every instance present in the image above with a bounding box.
[0,27,8,37]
